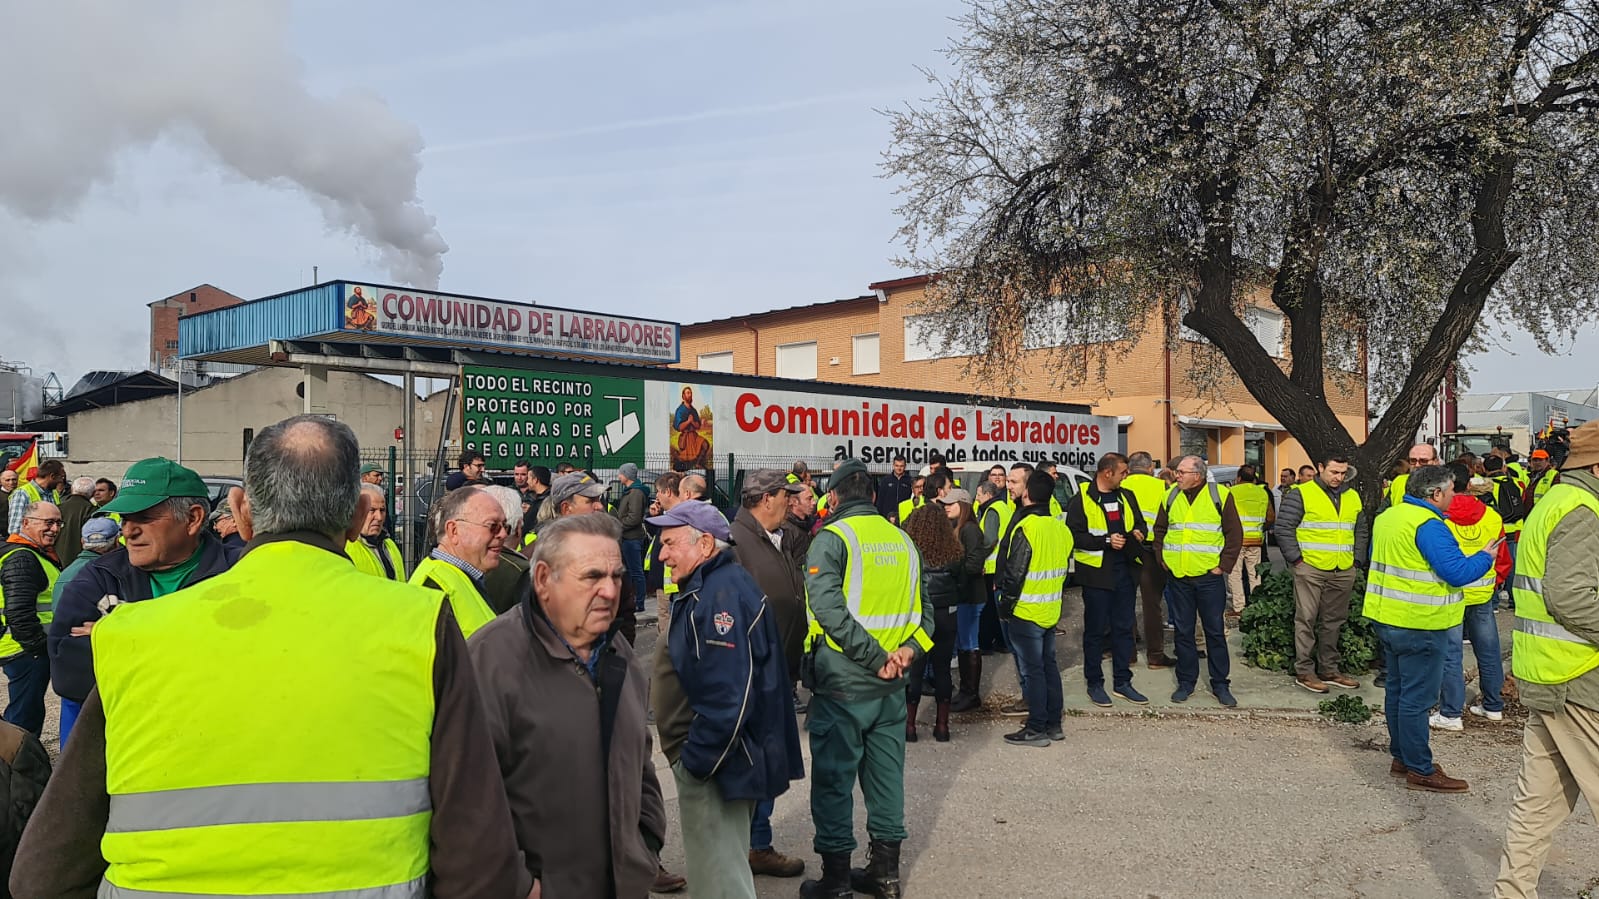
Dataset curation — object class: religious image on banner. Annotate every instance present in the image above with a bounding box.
[669,384,713,470]
[344,285,378,331]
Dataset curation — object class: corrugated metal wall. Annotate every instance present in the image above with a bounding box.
[178,283,342,356]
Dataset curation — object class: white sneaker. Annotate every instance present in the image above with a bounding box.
[1468,704,1503,721]
[1429,713,1464,732]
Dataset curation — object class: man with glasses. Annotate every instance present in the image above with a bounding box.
[1153,456,1243,707]
[410,485,504,639]
[1391,443,1439,507]
[445,450,490,492]
[0,501,63,735]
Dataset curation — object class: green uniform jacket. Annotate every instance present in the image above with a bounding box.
[803,498,933,702]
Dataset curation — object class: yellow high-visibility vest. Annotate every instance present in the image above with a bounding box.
[1071,490,1115,569]
[410,557,496,638]
[1161,483,1229,577]
[1510,484,1599,684]
[1295,481,1360,571]
[1011,513,1072,629]
[1444,504,1502,607]
[805,515,931,655]
[1388,473,1409,508]
[1231,482,1271,546]
[1364,501,1466,631]
[1122,473,1167,528]
[0,543,58,657]
[979,499,1014,575]
[897,495,925,525]
[93,541,439,898]
[347,536,405,581]
[1529,468,1559,506]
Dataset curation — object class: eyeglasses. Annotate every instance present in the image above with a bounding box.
[1176,468,1201,475]
[1407,458,1432,464]
[452,518,508,536]
[25,517,63,529]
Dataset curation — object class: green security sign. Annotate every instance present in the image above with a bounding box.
[461,366,646,469]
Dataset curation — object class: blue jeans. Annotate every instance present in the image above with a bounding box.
[955,603,982,652]
[1,654,49,736]
[1375,623,1449,776]
[1440,602,1504,718]
[620,539,648,612]
[1165,573,1230,690]
[1003,618,1061,732]
[750,797,774,851]
[59,697,83,750]
[1082,559,1137,688]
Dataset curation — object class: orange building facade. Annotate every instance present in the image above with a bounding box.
[673,275,1368,474]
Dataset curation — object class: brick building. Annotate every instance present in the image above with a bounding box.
[674,275,1368,473]
[148,284,246,372]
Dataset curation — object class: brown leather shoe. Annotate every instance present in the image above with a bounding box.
[1323,673,1360,689]
[1406,768,1469,793]
[1295,675,1330,694]
[1390,759,1407,777]
[652,866,687,892]
[749,847,806,878]
[1146,656,1178,670]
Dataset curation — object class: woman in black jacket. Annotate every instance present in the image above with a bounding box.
[902,501,965,743]
[945,494,989,711]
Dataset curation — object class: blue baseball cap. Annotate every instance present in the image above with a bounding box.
[646,500,731,542]
[82,516,122,550]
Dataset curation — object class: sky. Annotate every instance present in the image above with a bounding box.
[2,0,1596,399]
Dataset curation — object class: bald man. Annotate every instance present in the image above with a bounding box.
[1389,444,1438,508]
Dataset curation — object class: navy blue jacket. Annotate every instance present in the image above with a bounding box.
[666,550,804,802]
[48,532,243,701]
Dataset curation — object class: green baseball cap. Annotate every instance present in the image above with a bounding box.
[360,463,384,476]
[100,457,210,515]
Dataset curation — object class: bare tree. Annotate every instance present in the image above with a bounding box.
[887,0,1599,501]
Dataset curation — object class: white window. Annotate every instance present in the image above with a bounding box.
[775,341,817,380]
[904,314,985,361]
[1023,299,1131,348]
[696,351,734,373]
[852,333,880,374]
[1245,307,1285,357]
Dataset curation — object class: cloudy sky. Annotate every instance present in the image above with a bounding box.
[3,0,1596,398]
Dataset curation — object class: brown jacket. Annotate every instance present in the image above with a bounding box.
[730,507,808,683]
[468,599,666,899]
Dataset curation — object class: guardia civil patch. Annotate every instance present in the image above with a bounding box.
[714,611,735,635]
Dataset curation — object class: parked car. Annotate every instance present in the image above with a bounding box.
[200,477,243,511]
[943,460,1090,501]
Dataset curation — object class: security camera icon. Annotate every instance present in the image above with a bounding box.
[597,394,641,455]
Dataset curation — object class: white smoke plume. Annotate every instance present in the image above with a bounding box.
[0,0,447,287]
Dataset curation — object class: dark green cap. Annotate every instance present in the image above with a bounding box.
[360,463,384,476]
[100,457,210,515]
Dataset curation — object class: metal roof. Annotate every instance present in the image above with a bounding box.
[682,294,879,330]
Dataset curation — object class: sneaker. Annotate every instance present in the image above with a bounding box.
[1000,698,1030,717]
[1468,704,1504,722]
[1086,685,1113,708]
[1406,768,1469,793]
[1211,685,1238,708]
[1374,671,1387,688]
[1171,686,1193,703]
[1428,713,1463,732]
[1047,724,1066,741]
[1003,726,1051,747]
[1296,676,1330,694]
[1322,674,1360,690]
[1113,683,1149,705]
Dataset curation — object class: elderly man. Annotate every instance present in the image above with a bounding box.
[209,502,247,550]
[8,460,65,536]
[1154,455,1243,707]
[0,469,16,540]
[729,469,809,878]
[1495,420,1599,896]
[359,463,385,486]
[409,485,503,639]
[0,501,63,735]
[1365,463,1498,793]
[49,517,120,748]
[1390,443,1439,506]
[56,477,96,562]
[468,513,667,897]
[481,485,531,615]
[650,500,803,898]
[1276,456,1368,693]
[16,415,525,898]
[346,483,403,580]
[535,471,646,650]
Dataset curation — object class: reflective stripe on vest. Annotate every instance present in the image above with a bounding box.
[1071,490,1110,569]
[1509,485,1599,684]
[0,544,59,658]
[1012,513,1072,629]
[1231,483,1270,545]
[805,515,931,654]
[1160,483,1228,577]
[1295,481,1360,570]
[1363,502,1465,630]
[1444,504,1502,606]
[93,541,438,897]
[979,499,1013,575]
[409,557,496,638]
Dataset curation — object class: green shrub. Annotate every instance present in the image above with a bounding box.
[1318,693,1374,724]
[1238,568,1379,674]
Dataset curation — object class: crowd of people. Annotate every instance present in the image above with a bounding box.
[0,420,1593,898]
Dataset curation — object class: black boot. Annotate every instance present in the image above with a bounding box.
[949,652,978,712]
[799,851,854,898]
[904,699,919,743]
[849,840,902,898]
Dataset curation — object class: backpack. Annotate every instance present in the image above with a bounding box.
[1492,475,1525,525]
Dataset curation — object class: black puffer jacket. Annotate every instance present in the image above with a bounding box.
[922,559,963,610]
[956,520,987,604]
[0,542,59,661]
[0,721,49,899]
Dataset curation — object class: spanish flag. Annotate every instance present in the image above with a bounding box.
[8,441,38,481]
